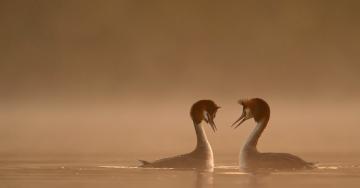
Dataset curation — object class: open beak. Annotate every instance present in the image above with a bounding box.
[231,110,248,129]
[207,113,217,132]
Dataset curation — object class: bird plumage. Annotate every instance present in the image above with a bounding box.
[233,98,314,171]
[138,100,220,171]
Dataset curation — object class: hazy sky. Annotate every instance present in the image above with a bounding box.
[0,1,359,156]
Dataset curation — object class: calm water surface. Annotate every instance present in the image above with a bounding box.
[1,153,359,188]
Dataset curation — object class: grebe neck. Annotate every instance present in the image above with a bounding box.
[243,117,269,151]
[194,121,211,151]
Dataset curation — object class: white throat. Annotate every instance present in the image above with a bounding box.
[195,123,212,149]
[242,118,266,151]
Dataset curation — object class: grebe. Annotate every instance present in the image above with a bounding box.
[139,100,220,171]
[231,98,314,171]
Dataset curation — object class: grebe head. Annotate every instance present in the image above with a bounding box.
[190,100,220,132]
[232,98,270,128]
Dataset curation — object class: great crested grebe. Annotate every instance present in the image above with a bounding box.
[232,98,314,171]
[139,100,220,171]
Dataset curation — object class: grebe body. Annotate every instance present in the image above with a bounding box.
[139,100,220,171]
[232,98,314,171]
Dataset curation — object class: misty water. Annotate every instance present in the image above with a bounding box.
[2,1,360,188]
[1,153,359,188]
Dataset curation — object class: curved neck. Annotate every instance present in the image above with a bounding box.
[243,117,269,150]
[194,121,211,150]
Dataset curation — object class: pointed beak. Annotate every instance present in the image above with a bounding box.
[231,111,247,129]
[207,113,217,132]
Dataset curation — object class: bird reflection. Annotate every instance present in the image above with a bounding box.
[246,174,267,188]
[194,171,213,188]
